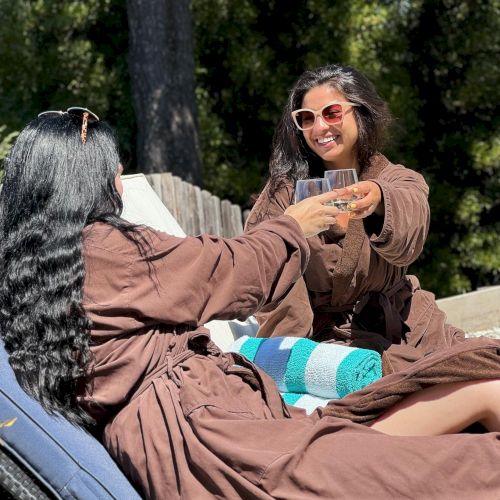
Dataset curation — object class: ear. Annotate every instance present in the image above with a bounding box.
[115,164,124,196]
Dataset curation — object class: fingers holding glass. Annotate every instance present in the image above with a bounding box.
[346,181,383,219]
[323,169,362,212]
[289,181,340,236]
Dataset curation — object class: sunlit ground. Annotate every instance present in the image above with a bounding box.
[466,327,500,339]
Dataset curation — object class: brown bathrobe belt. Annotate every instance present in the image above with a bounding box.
[131,327,199,401]
[129,328,289,420]
[315,276,411,343]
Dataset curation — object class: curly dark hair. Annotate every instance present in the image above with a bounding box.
[267,64,392,195]
[0,113,141,426]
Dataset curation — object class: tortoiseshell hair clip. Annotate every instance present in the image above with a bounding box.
[38,107,99,144]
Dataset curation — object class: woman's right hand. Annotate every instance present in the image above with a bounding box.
[284,191,341,238]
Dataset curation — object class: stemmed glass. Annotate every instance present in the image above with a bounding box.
[294,178,330,204]
[323,169,361,211]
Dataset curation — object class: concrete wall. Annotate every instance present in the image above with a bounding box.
[436,286,500,333]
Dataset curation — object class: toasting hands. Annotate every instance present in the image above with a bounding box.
[346,181,384,219]
[284,191,341,238]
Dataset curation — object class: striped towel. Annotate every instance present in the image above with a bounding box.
[228,336,382,408]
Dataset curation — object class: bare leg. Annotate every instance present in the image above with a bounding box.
[370,379,500,436]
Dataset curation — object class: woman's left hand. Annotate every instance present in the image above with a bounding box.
[345,181,384,219]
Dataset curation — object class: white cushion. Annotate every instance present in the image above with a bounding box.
[121,174,185,237]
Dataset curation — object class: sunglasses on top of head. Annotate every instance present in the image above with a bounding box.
[291,101,360,131]
[38,107,100,144]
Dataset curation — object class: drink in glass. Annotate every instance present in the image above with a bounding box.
[324,169,361,211]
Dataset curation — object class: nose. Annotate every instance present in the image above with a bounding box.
[312,114,329,134]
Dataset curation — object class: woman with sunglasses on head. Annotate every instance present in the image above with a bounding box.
[1,110,500,500]
[245,63,473,374]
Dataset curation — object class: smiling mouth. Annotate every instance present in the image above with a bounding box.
[317,135,339,145]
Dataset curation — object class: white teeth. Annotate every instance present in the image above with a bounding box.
[318,136,337,144]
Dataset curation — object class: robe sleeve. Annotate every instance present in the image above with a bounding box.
[244,183,314,338]
[255,277,314,338]
[125,215,309,326]
[368,165,430,267]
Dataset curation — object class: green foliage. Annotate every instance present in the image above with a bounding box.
[0,0,135,166]
[0,126,18,159]
[0,125,19,182]
[193,0,313,203]
[401,0,500,296]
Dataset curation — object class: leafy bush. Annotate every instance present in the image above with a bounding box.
[0,125,19,182]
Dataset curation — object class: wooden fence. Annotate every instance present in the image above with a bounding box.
[144,172,244,237]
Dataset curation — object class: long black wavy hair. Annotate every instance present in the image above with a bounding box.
[0,113,140,426]
[267,64,392,195]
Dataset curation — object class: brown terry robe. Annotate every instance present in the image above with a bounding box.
[245,154,466,374]
[79,216,500,499]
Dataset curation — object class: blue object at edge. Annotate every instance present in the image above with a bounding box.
[0,341,141,500]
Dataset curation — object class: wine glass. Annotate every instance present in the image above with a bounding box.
[294,178,330,204]
[323,169,361,212]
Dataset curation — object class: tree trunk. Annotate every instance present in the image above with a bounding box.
[126,0,202,185]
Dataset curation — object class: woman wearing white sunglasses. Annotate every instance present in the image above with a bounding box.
[246,64,468,376]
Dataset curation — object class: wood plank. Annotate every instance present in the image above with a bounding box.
[173,175,187,232]
[202,190,221,235]
[231,203,244,236]
[191,185,204,235]
[159,172,176,216]
[220,200,243,237]
[184,181,198,236]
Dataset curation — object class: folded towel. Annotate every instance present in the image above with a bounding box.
[228,336,382,399]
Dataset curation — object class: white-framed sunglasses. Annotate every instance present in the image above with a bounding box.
[38,107,100,144]
[291,101,360,131]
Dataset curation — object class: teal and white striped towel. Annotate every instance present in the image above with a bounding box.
[228,336,382,401]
